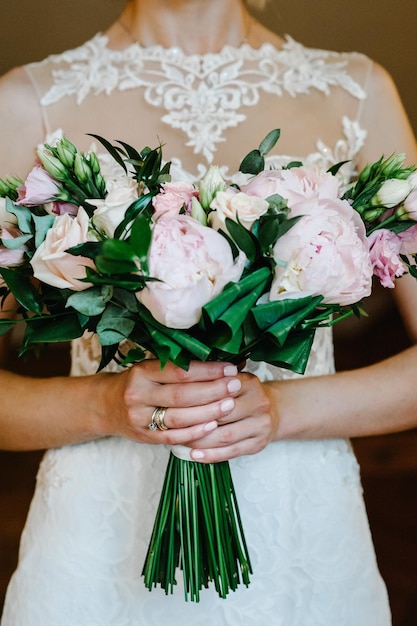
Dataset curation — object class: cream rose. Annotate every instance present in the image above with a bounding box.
[209,190,269,231]
[90,175,139,238]
[30,207,95,291]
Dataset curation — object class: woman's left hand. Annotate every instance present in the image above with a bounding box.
[188,372,277,463]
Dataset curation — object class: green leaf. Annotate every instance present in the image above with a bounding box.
[249,328,316,374]
[32,214,56,248]
[67,241,104,259]
[101,238,137,262]
[66,287,108,316]
[6,200,33,234]
[1,233,32,249]
[251,295,323,346]
[129,213,152,273]
[224,218,259,262]
[96,305,136,345]
[113,194,154,239]
[202,267,271,326]
[0,318,18,336]
[239,150,264,175]
[87,134,128,173]
[0,267,43,314]
[21,313,84,348]
[259,129,281,156]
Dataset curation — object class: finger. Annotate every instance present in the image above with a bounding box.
[152,396,236,430]
[150,376,242,411]
[142,417,219,446]
[136,359,239,384]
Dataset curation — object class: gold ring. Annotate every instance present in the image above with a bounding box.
[148,407,169,431]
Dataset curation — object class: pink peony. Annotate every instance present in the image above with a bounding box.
[152,181,198,218]
[271,197,373,305]
[137,215,246,328]
[30,207,95,291]
[367,229,406,288]
[16,165,61,206]
[242,166,340,213]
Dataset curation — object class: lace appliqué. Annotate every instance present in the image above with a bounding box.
[38,35,366,164]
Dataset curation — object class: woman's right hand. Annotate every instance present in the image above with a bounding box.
[93,359,242,446]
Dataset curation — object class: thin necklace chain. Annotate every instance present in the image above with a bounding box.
[117,13,254,50]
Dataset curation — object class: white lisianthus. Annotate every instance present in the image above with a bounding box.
[373,178,412,208]
[90,175,139,238]
[209,190,269,232]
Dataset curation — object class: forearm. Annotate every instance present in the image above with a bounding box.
[272,344,417,441]
[0,370,109,450]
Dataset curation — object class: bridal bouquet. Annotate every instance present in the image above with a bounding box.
[0,130,417,601]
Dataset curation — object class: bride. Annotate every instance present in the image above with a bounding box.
[1,0,417,623]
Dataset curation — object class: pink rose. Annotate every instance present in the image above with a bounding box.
[137,215,246,328]
[16,165,61,206]
[209,190,269,231]
[271,197,372,305]
[0,226,27,267]
[367,229,405,288]
[152,181,198,218]
[30,207,95,291]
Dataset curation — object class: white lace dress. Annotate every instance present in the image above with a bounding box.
[1,35,391,625]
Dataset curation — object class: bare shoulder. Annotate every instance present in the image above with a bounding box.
[0,66,46,176]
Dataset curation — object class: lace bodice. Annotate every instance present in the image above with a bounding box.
[26,34,371,181]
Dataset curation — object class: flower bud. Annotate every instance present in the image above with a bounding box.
[372,178,412,209]
[191,197,207,225]
[56,138,77,168]
[380,153,406,177]
[88,152,101,176]
[74,153,92,184]
[36,150,68,181]
[199,166,227,210]
[363,208,385,222]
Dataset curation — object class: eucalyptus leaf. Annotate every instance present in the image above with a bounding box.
[32,214,56,248]
[66,287,108,316]
[1,233,32,249]
[6,200,33,234]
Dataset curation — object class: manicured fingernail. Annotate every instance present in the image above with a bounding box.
[204,420,218,432]
[192,450,205,460]
[227,378,241,393]
[224,365,238,376]
[220,398,234,413]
